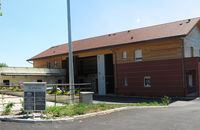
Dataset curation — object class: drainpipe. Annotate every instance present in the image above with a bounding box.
[179,39,186,96]
[110,49,118,95]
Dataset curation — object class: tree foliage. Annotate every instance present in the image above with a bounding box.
[0,2,2,16]
[0,63,8,67]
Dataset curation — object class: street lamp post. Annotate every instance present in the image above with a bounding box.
[66,0,75,103]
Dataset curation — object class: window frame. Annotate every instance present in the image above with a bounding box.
[144,76,151,88]
[188,74,193,87]
[54,60,57,68]
[190,46,194,57]
[122,51,127,60]
[135,49,143,62]
[124,77,128,87]
[47,61,51,68]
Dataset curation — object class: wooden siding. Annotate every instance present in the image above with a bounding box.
[33,38,182,68]
[113,39,182,64]
[33,55,67,68]
[76,49,112,58]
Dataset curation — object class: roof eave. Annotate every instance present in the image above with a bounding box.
[28,34,187,61]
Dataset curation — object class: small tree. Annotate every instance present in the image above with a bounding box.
[0,63,8,67]
[0,1,2,16]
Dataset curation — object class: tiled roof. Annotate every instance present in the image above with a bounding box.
[28,17,200,61]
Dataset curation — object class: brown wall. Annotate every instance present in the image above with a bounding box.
[116,57,200,97]
[116,59,184,96]
[184,58,200,95]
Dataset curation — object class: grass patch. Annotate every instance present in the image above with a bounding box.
[134,101,164,106]
[45,101,165,118]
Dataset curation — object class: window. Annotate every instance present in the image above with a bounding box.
[122,51,127,60]
[189,74,193,87]
[190,47,194,57]
[37,80,42,82]
[135,49,143,62]
[199,49,200,57]
[144,76,151,88]
[3,80,9,86]
[124,77,128,87]
[47,61,51,68]
[54,61,57,68]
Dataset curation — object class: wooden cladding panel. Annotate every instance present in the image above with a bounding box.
[76,49,112,58]
[33,38,182,68]
[112,39,182,64]
[33,55,67,68]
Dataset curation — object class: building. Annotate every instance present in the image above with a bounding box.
[28,17,200,97]
[0,67,66,86]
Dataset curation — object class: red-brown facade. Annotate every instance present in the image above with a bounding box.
[116,58,200,97]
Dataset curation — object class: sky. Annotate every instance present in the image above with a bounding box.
[0,0,200,67]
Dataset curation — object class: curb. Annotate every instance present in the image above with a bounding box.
[0,106,168,123]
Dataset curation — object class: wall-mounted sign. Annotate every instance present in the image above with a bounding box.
[23,82,46,111]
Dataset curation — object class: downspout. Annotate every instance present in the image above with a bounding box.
[110,49,118,95]
[179,39,186,96]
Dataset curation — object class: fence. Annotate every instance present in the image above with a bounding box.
[0,83,92,113]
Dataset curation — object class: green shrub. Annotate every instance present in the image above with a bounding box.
[47,90,52,94]
[0,87,6,90]
[56,91,62,95]
[98,102,106,107]
[64,91,70,96]
[9,87,14,90]
[3,102,14,114]
[161,96,171,105]
[19,99,25,114]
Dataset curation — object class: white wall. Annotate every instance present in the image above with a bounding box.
[184,26,200,57]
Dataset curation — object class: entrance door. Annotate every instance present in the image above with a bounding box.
[97,55,106,95]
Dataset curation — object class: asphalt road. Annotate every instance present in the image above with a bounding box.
[0,99,200,130]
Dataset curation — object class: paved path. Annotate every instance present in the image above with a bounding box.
[0,99,200,130]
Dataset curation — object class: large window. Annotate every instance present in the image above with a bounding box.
[135,49,143,62]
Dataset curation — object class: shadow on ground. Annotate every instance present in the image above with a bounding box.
[93,95,197,104]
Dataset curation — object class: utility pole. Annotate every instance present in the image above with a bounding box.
[67,0,75,103]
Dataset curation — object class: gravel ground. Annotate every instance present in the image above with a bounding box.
[0,94,64,113]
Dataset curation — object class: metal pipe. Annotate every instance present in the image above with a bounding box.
[110,49,118,94]
[66,0,75,103]
[179,39,186,95]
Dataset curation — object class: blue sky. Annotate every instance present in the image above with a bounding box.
[0,0,200,67]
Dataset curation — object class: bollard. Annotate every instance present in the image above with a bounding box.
[80,92,94,104]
